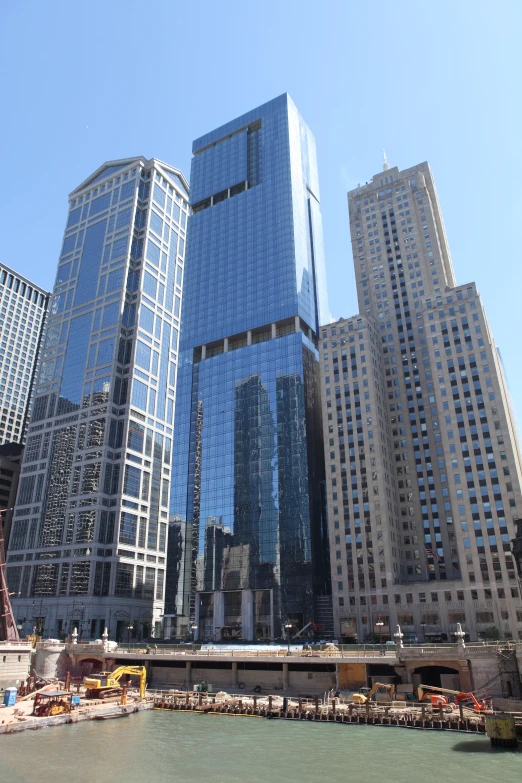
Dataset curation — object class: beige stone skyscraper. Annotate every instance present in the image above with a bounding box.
[322,162,522,643]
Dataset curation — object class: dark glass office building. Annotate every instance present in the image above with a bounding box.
[167,95,329,641]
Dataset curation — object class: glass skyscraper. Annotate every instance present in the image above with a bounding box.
[9,157,188,641]
[167,95,329,641]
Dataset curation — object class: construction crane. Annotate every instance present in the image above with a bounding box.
[0,508,19,642]
[84,666,147,699]
[353,682,395,704]
[292,621,314,639]
[418,683,487,712]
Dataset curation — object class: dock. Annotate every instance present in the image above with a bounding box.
[0,696,152,735]
[150,690,519,735]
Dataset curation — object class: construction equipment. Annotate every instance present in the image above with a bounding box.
[83,666,146,699]
[353,682,395,704]
[418,683,488,712]
[32,690,73,717]
[292,621,314,639]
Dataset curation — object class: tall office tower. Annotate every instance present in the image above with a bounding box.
[0,443,24,548]
[0,264,49,445]
[322,162,522,643]
[8,158,188,641]
[167,94,329,641]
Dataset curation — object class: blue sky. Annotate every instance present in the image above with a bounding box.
[2,0,522,412]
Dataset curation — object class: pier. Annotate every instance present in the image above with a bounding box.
[150,689,521,735]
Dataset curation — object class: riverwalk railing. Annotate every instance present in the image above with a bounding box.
[39,640,521,660]
[108,647,400,658]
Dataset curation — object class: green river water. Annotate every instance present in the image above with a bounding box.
[1,711,520,783]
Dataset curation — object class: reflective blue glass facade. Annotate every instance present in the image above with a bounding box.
[168,95,329,640]
[9,157,189,642]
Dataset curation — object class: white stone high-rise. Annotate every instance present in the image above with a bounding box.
[0,264,49,445]
[322,162,522,643]
[8,158,188,642]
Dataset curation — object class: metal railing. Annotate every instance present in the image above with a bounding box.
[112,647,399,659]
[51,639,520,659]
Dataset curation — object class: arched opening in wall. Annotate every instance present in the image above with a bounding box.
[411,664,460,691]
[367,663,402,687]
[78,658,103,675]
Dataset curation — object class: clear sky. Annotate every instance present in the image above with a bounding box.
[2,0,522,412]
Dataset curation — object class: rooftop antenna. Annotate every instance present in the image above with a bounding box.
[383,149,390,171]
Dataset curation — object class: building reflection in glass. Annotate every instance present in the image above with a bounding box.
[168,95,329,640]
[176,333,324,639]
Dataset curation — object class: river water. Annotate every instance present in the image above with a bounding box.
[2,711,521,783]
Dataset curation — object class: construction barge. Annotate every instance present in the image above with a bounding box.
[151,690,522,738]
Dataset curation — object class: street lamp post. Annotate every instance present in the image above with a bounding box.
[284,623,293,653]
[127,623,133,652]
[78,604,85,642]
[420,622,427,644]
[375,620,384,654]
[189,624,198,645]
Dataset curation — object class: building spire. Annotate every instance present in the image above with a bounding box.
[383,149,390,171]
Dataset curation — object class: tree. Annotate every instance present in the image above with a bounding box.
[478,626,500,641]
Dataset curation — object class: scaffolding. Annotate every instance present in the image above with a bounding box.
[497,647,521,699]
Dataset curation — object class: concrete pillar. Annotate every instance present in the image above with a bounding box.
[223,338,228,353]
[294,316,300,333]
[185,660,192,689]
[241,590,254,641]
[458,660,473,692]
[247,330,252,346]
[271,323,276,339]
[201,345,206,360]
[232,662,238,688]
[214,591,224,641]
[282,662,289,690]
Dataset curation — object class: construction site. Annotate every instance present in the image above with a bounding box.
[1,656,522,749]
[2,517,522,746]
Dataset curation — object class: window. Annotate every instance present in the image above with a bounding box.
[131,379,148,411]
[119,512,137,546]
[150,210,163,236]
[139,305,154,333]
[123,465,141,498]
[476,611,494,624]
[135,341,151,372]
[115,562,134,597]
[143,271,157,298]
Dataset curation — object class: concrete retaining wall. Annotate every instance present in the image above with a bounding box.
[0,647,32,691]
[149,665,336,695]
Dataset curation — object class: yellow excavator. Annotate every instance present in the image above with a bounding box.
[352,682,395,704]
[84,666,147,699]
